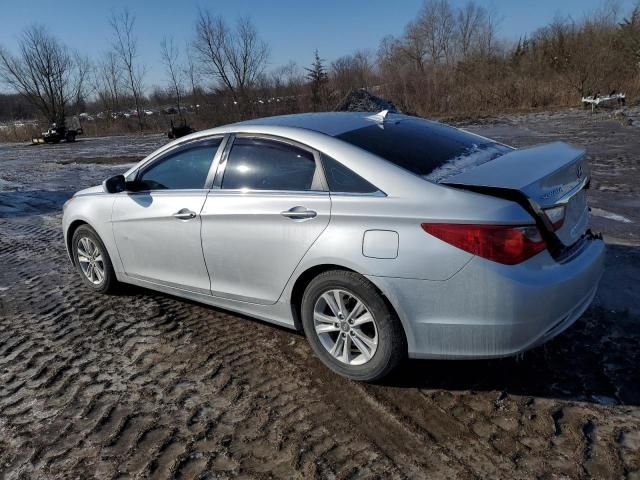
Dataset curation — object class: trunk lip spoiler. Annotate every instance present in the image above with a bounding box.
[438,142,586,192]
[441,182,590,262]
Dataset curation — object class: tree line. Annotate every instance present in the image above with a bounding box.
[1,1,640,133]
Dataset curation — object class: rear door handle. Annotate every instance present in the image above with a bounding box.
[280,206,317,220]
[174,208,196,220]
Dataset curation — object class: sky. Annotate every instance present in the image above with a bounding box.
[0,0,635,91]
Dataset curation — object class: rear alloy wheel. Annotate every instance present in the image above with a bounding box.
[313,289,379,366]
[301,270,405,381]
[72,225,117,293]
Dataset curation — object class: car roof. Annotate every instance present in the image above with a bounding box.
[229,111,403,137]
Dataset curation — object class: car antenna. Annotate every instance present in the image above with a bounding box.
[367,109,389,123]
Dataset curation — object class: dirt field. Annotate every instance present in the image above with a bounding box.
[1,110,639,479]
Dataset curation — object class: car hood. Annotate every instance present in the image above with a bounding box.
[74,185,104,197]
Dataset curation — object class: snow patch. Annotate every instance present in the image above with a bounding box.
[423,144,511,183]
[590,207,632,223]
[0,178,21,192]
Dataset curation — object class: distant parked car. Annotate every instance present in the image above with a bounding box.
[62,112,604,381]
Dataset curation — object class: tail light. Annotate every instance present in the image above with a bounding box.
[543,205,566,230]
[421,223,546,265]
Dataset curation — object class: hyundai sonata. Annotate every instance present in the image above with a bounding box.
[62,111,605,381]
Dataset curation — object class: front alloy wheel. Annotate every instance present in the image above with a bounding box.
[71,224,117,293]
[77,237,105,285]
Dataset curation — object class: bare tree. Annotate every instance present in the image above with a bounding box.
[331,50,374,93]
[95,51,122,114]
[110,8,146,129]
[271,61,304,91]
[73,52,93,112]
[456,1,488,57]
[402,21,428,72]
[184,41,201,102]
[536,15,617,96]
[619,6,640,69]
[416,0,457,64]
[194,10,269,101]
[0,25,84,125]
[476,5,499,57]
[160,36,184,120]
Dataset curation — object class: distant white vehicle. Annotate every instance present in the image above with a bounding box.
[582,92,625,109]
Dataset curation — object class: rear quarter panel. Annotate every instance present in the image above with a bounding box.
[297,185,533,281]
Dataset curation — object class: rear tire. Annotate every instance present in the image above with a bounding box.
[71,225,118,294]
[301,270,406,381]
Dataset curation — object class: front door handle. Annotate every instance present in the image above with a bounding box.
[280,206,317,220]
[174,208,196,220]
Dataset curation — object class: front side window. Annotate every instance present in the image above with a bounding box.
[221,137,321,191]
[138,139,221,190]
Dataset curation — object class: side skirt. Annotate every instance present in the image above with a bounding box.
[116,273,297,330]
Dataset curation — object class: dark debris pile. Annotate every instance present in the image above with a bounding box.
[334,89,400,113]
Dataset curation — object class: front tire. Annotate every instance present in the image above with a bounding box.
[301,270,406,381]
[71,225,118,293]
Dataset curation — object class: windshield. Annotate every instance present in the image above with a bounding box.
[336,118,511,181]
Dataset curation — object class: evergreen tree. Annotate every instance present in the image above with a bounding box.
[305,50,328,111]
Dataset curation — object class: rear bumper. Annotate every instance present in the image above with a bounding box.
[368,237,605,359]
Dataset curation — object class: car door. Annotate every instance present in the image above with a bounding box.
[112,137,224,294]
[201,135,331,304]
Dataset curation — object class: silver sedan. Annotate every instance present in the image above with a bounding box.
[62,112,605,381]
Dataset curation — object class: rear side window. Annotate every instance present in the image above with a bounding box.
[336,118,504,177]
[321,154,378,194]
[139,139,221,190]
[222,137,321,191]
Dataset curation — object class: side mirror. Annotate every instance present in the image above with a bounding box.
[104,174,126,193]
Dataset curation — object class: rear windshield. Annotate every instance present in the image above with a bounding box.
[336,118,509,180]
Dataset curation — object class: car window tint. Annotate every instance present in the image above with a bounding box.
[139,139,221,190]
[321,153,378,194]
[222,137,319,191]
[336,118,506,177]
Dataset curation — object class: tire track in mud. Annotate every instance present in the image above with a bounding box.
[1,212,639,479]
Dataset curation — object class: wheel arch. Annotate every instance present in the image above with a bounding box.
[66,219,90,265]
[66,219,109,266]
[289,264,408,350]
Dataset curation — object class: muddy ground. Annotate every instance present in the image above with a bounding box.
[0,110,639,479]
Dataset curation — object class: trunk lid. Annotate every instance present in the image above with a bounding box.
[440,142,590,248]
